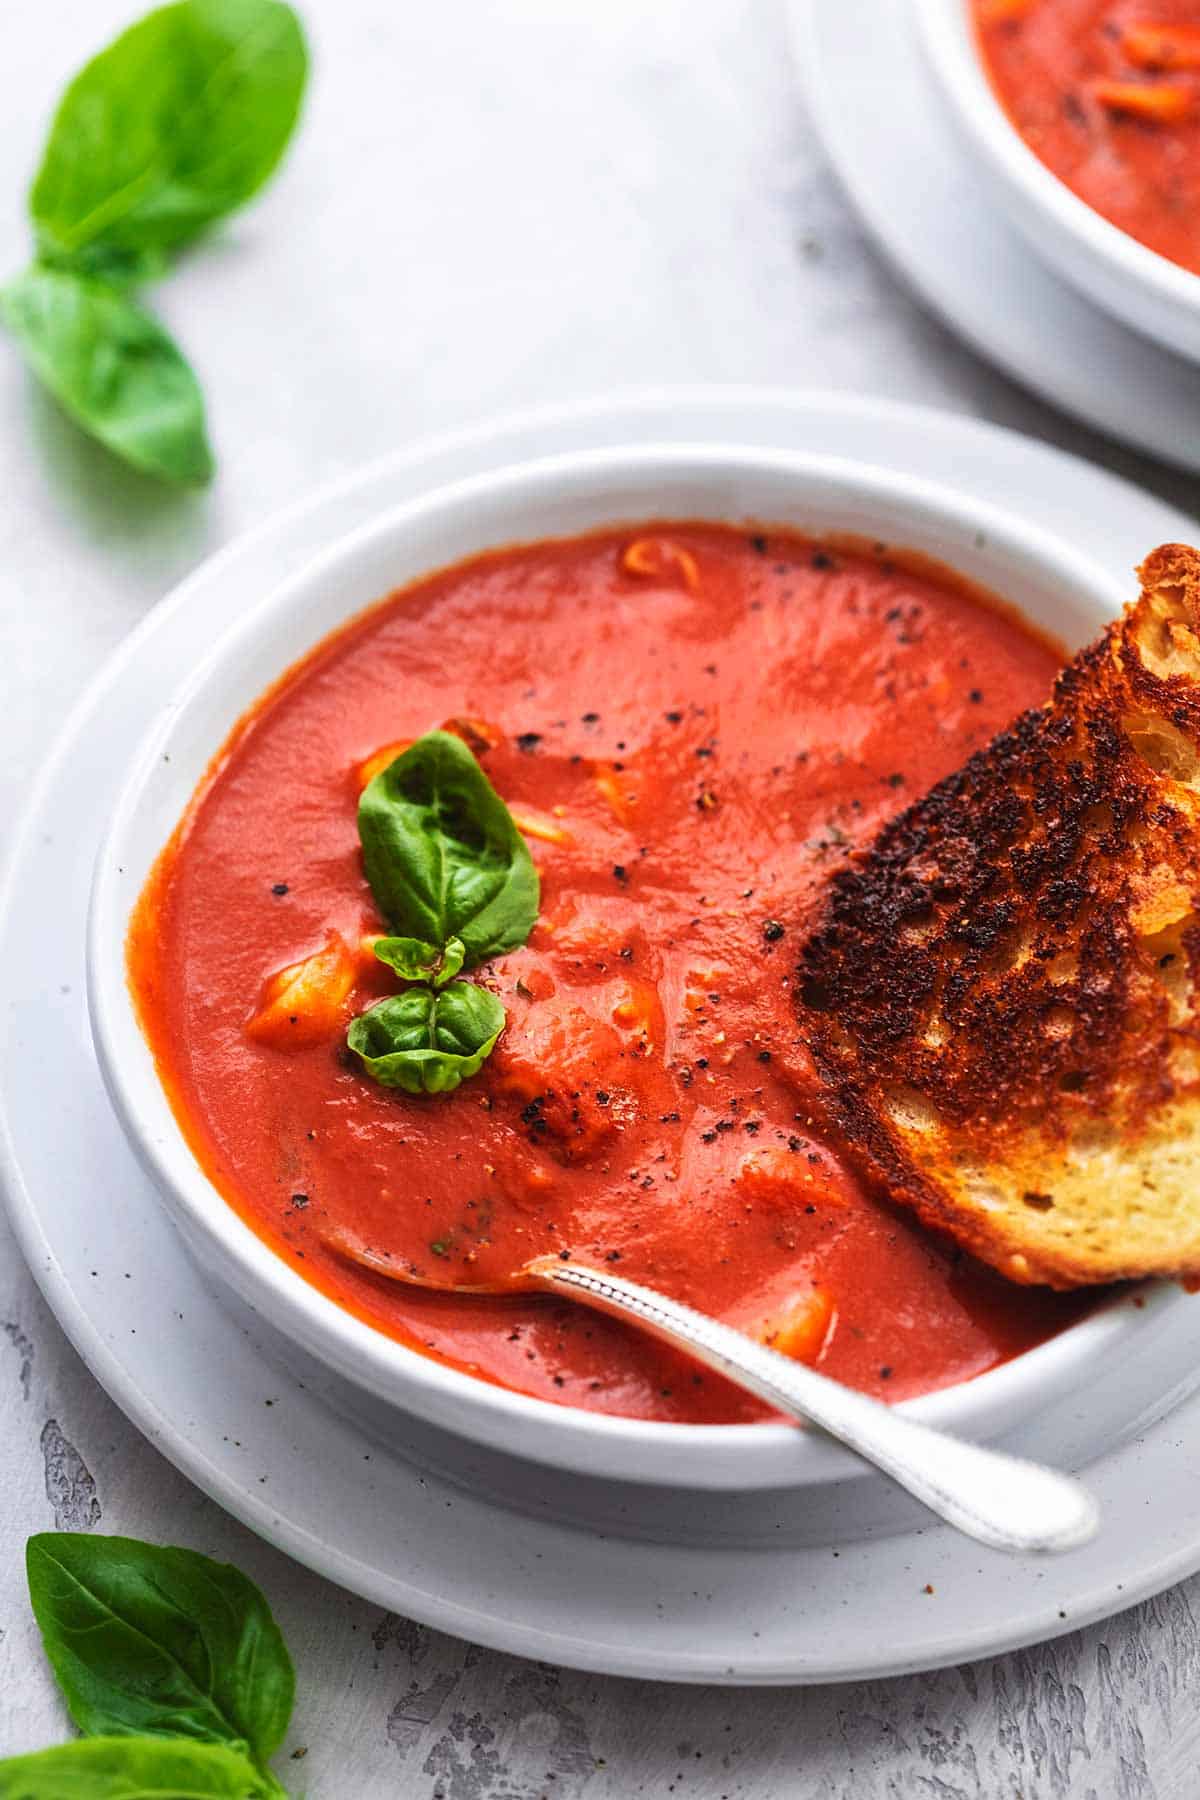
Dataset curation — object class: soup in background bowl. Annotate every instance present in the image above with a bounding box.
[914,0,1200,361]
[976,0,1200,279]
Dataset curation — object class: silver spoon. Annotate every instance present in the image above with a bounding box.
[327,1233,1099,1554]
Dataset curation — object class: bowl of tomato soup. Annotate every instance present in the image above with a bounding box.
[914,0,1200,361]
[89,446,1166,1491]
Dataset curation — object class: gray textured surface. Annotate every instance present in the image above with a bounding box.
[1,2,1198,1793]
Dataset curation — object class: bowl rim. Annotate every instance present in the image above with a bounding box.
[913,0,1200,318]
[87,439,1179,1489]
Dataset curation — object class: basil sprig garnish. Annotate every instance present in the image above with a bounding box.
[1,1532,296,1796]
[1,0,308,486]
[358,730,538,962]
[350,731,540,1095]
[347,982,507,1095]
[372,933,466,986]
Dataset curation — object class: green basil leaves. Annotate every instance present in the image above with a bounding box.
[31,0,308,269]
[0,269,214,485]
[358,732,539,963]
[0,1735,272,1798]
[26,1534,293,1765]
[350,732,540,1095]
[372,934,466,986]
[1,1533,294,1795]
[2,0,308,485]
[347,982,507,1094]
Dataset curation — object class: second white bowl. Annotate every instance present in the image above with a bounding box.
[913,0,1200,363]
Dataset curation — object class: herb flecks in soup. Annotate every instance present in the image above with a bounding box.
[974,0,1200,276]
[129,525,1091,1424]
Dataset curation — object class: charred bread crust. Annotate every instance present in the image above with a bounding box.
[796,546,1200,1288]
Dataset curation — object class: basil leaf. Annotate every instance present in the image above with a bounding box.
[39,244,172,290]
[358,732,539,965]
[348,982,506,1094]
[0,267,213,485]
[31,0,308,267]
[373,935,466,986]
[0,1735,271,1799]
[26,1534,293,1767]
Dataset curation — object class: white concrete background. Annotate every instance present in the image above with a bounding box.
[2,2,1199,1794]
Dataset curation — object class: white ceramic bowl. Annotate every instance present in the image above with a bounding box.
[913,0,1200,363]
[89,443,1179,1491]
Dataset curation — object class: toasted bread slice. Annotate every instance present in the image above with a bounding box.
[796,545,1200,1288]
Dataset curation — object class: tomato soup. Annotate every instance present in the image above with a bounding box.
[129,524,1092,1425]
[974,0,1200,276]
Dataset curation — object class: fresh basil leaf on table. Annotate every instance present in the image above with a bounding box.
[359,731,540,966]
[31,0,308,267]
[0,1734,272,1798]
[1,0,307,485]
[0,268,213,485]
[373,933,467,987]
[26,1534,293,1770]
[41,245,173,291]
[348,982,507,1094]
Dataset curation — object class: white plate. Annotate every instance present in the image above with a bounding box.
[789,0,1200,474]
[5,389,1200,1684]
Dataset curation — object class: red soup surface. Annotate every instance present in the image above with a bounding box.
[974,0,1200,276]
[130,523,1093,1425]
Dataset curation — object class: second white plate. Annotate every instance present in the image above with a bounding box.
[790,0,1200,474]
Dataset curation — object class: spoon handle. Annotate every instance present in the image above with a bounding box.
[532,1259,1099,1554]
